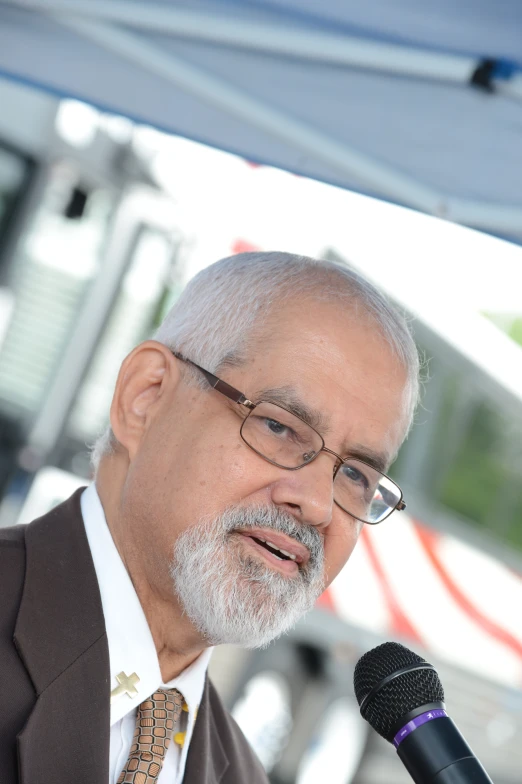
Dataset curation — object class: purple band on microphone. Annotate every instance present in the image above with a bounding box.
[393,709,448,748]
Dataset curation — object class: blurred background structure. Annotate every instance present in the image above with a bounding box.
[0,2,521,783]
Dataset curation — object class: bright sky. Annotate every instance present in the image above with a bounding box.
[52,101,522,413]
[55,100,522,316]
[138,128,522,316]
[134,128,522,410]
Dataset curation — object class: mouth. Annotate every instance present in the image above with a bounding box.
[234,528,310,576]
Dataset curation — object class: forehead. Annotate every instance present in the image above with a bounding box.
[241,299,412,464]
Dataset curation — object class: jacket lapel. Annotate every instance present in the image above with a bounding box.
[14,489,110,784]
[184,678,229,784]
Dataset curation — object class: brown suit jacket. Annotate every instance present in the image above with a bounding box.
[0,490,268,784]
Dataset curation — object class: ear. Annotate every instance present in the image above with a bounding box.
[110,340,180,461]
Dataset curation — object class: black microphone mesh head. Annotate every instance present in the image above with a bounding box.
[353,642,444,742]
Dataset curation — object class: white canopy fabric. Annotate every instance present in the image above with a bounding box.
[1,0,522,236]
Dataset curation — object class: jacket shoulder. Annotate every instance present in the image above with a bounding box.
[0,522,35,782]
[0,524,27,649]
[0,521,27,625]
[0,523,28,641]
[0,524,26,608]
[208,678,269,784]
[0,522,26,547]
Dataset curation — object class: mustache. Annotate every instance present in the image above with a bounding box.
[216,504,324,570]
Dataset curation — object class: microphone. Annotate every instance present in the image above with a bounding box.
[353,642,493,783]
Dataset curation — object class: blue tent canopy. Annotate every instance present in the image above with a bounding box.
[1,0,522,236]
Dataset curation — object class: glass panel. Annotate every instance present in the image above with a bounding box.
[438,402,522,540]
[0,143,29,246]
[66,227,175,448]
[393,342,522,553]
[0,161,114,422]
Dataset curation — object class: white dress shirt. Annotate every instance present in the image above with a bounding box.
[81,484,213,784]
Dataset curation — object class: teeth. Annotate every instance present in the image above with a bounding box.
[250,535,298,561]
[265,540,297,561]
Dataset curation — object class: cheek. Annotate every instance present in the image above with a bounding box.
[163,433,275,518]
[323,517,362,586]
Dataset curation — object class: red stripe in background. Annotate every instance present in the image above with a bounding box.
[361,527,425,645]
[231,238,261,254]
[315,587,337,613]
[414,523,522,661]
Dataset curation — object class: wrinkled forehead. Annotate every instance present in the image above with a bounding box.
[247,291,403,356]
[240,299,414,461]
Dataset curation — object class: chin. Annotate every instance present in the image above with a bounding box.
[171,560,323,649]
[169,504,325,648]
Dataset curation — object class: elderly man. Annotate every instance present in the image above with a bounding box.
[0,251,418,784]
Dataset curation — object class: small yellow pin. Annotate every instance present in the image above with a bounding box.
[174,731,186,747]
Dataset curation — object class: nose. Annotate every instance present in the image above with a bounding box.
[269,450,337,528]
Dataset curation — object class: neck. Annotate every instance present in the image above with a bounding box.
[95,458,209,682]
[130,574,206,682]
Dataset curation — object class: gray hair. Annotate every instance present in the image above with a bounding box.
[91,251,420,472]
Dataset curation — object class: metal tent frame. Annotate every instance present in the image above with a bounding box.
[1,0,522,235]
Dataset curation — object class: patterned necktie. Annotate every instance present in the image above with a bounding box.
[117,688,184,784]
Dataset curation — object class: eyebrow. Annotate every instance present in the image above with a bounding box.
[253,385,330,434]
[341,444,392,474]
[254,385,393,474]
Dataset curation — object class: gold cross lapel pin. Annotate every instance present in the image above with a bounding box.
[111,671,140,704]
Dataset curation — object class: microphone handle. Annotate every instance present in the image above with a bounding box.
[396,716,493,783]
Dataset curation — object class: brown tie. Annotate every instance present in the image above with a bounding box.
[117,688,184,784]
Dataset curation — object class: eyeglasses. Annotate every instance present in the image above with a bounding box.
[171,351,406,525]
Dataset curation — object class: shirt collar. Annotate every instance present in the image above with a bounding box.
[80,483,213,725]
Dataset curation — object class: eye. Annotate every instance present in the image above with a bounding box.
[341,463,370,489]
[265,418,288,436]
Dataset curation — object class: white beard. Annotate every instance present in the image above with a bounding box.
[170,505,325,648]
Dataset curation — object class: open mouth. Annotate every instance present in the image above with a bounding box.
[249,536,297,562]
[235,530,306,576]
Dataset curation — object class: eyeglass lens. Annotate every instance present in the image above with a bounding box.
[240,401,400,524]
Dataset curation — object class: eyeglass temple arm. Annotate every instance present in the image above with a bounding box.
[171,351,255,408]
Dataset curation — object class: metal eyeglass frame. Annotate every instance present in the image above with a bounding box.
[171,350,406,523]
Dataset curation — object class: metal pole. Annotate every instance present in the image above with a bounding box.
[53,13,446,215]
[3,0,476,84]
